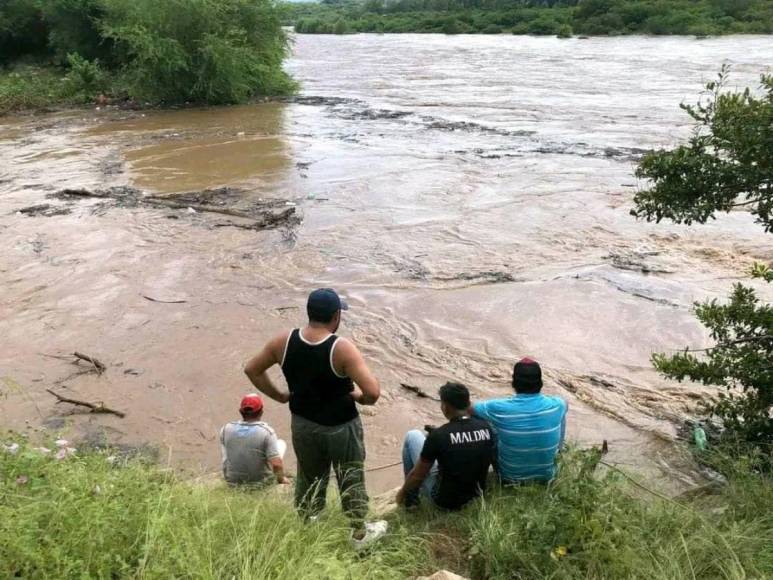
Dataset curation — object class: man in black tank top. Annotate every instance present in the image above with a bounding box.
[244,288,381,541]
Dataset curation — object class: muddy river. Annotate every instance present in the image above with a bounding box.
[1,34,772,494]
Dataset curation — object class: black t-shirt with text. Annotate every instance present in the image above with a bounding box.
[421,416,496,510]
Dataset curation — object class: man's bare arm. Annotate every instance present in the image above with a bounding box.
[395,458,433,505]
[244,333,290,404]
[336,339,380,405]
[268,456,290,484]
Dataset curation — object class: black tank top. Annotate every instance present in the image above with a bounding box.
[281,329,357,426]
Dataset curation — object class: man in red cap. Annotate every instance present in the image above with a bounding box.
[219,393,289,486]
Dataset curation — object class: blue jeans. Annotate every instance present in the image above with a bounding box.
[402,429,439,507]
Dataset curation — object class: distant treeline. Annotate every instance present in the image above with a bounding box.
[0,0,294,112]
[286,0,773,36]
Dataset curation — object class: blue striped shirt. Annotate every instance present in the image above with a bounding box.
[473,393,568,482]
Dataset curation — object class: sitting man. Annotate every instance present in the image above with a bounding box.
[471,358,567,483]
[396,382,496,510]
[220,394,289,486]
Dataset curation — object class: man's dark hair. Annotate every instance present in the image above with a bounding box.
[307,307,335,324]
[439,382,471,411]
[512,358,542,394]
[240,409,262,421]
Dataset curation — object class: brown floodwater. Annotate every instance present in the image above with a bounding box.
[1,34,772,495]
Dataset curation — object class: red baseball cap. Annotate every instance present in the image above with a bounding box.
[240,394,264,414]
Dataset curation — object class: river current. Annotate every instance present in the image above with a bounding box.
[1,34,771,492]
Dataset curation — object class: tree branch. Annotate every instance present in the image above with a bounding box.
[671,334,772,353]
[46,388,125,418]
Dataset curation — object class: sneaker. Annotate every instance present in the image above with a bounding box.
[350,520,388,551]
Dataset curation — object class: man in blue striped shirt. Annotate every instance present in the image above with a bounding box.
[471,358,567,483]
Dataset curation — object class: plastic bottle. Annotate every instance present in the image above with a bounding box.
[693,425,708,450]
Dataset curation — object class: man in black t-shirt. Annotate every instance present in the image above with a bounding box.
[396,382,496,511]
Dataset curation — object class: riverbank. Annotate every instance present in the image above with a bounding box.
[0,64,285,117]
[2,437,770,579]
[0,0,295,117]
[285,0,773,36]
[0,66,89,116]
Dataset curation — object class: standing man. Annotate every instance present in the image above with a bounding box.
[471,358,568,483]
[396,382,496,510]
[244,288,383,545]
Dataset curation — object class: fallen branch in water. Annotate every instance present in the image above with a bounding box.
[399,383,441,402]
[143,197,258,220]
[46,388,125,418]
[73,352,106,374]
[51,187,299,231]
[55,188,112,199]
[142,295,188,304]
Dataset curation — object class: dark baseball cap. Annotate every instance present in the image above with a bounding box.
[513,357,542,391]
[307,288,349,320]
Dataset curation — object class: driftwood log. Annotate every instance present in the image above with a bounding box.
[399,383,441,402]
[52,187,297,230]
[142,295,187,304]
[46,388,125,418]
[73,351,107,374]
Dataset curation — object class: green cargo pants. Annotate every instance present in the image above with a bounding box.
[291,414,368,529]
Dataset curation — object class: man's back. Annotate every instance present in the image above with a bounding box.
[422,416,496,510]
[473,394,567,482]
[220,420,279,484]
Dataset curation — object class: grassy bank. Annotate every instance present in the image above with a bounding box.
[285,0,773,36]
[0,63,109,116]
[2,437,771,579]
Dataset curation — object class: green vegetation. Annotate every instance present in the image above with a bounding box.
[634,68,773,234]
[0,0,294,115]
[2,438,771,578]
[0,437,432,579]
[286,0,773,36]
[634,70,772,448]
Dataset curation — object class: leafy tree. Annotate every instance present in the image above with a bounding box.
[634,71,772,446]
[99,0,295,104]
[0,0,47,64]
[632,67,772,232]
[41,0,110,65]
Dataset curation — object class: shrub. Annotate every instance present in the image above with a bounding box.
[0,0,48,64]
[0,67,71,113]
[481,23,502,34]
[63,52,108,96]
[527,14,562,35]
[40,0,109,65]
[99,0,295,104]
[441,16,461,34]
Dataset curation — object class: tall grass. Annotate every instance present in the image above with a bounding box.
[1,439,770,579]
[396,448,773,579]
[0,437,433,579]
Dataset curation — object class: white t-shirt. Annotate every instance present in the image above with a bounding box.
[220,420,280,484]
